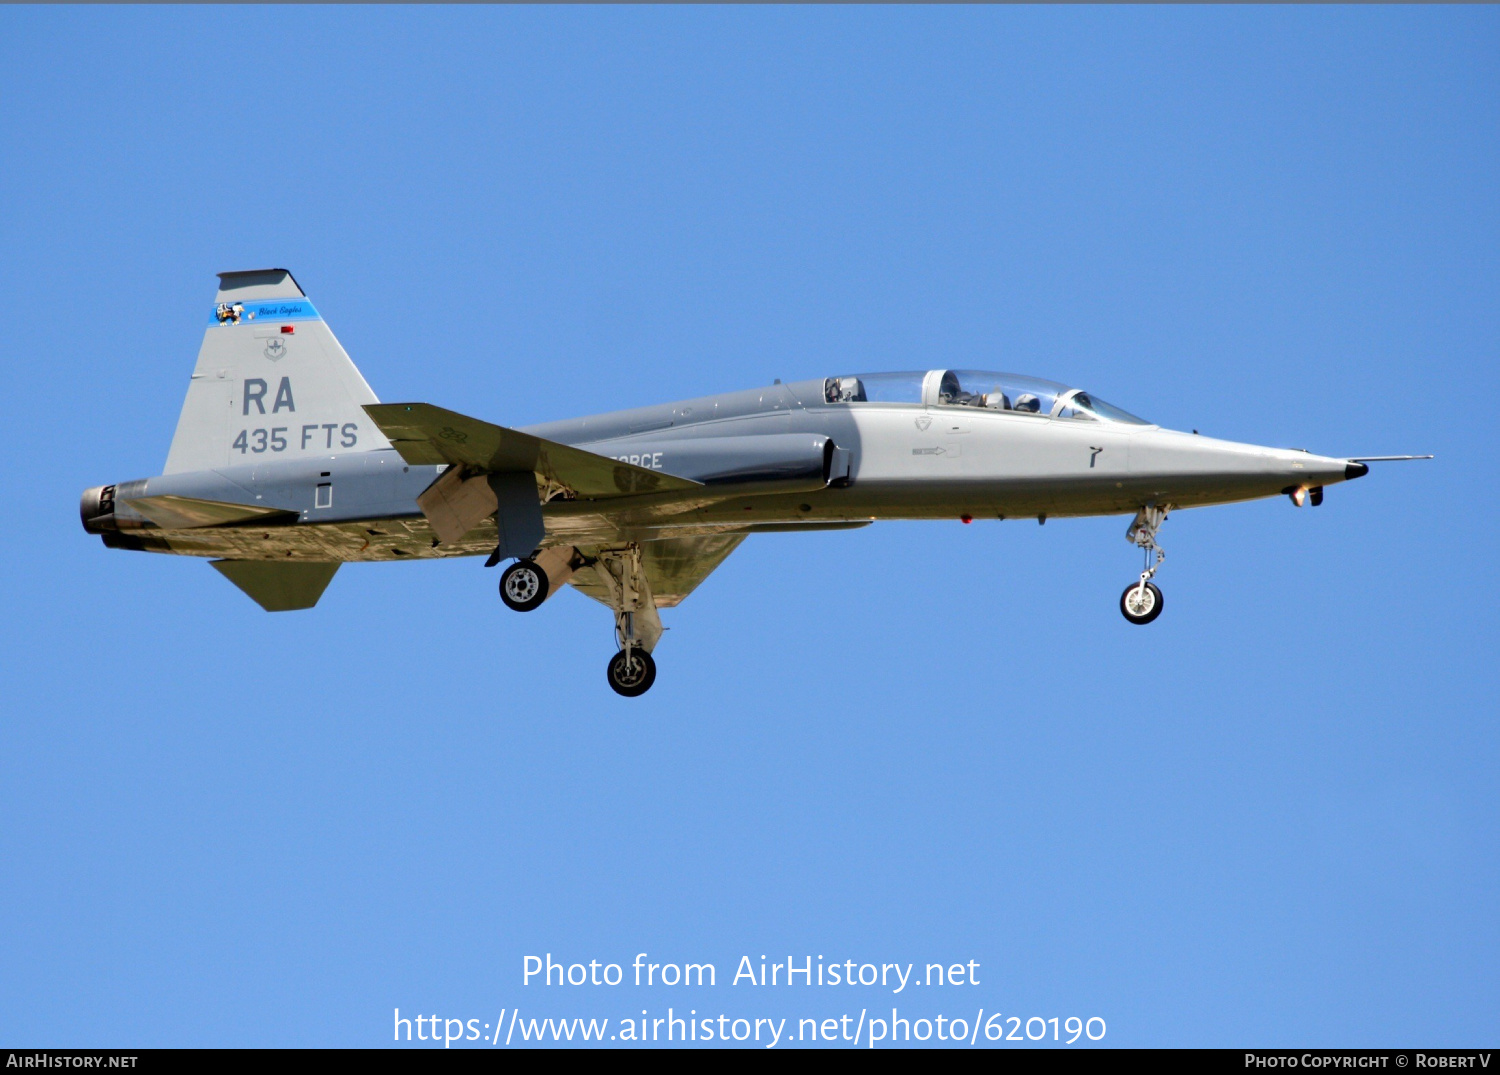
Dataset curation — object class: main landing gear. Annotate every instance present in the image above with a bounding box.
[494,543,664,697]
[499,558,547,612]
[497,546,584,612]
[1120,504,1171,625]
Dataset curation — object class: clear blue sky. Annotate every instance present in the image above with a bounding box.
[1,6,1495,1048]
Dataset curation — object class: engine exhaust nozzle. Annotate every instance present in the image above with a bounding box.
[80,485,118,533]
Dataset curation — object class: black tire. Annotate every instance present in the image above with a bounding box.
[1120,581,1164,625]
[499,559,549,612]
[606,648,657,697]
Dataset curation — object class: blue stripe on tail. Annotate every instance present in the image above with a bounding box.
[210,298,321,326]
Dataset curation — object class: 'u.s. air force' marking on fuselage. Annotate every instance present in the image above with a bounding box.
[264,338,286,361]
[614,452,664,469]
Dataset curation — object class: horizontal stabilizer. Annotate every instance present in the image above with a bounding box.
[128,494,297,530]
[210,560,339,611]
[363,403,701,499]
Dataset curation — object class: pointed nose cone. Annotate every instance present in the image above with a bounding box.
[1237,447,1358,489]
[1127,431,1380,506]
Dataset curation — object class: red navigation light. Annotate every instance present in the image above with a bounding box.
[960,514,973,524]
[281,325,295,334]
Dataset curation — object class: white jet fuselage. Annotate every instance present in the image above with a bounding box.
[84,374,1362,559]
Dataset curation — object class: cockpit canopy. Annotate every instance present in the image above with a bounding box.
[822,369,1150,425]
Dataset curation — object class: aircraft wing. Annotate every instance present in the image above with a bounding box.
[569,532,748,608]
[363,403,701,499]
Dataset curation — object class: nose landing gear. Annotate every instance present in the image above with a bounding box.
[1120,579,1164,625]
[1121,504,1171,625]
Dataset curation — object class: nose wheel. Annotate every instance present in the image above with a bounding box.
[499,558,548,612]
[1120,580,1164,625]
[1120,504,1170,625]
[607,647,656,697]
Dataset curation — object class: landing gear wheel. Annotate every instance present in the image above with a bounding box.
[606,648,657,697]
[1120,581,1164,625]
[499,559,548,612]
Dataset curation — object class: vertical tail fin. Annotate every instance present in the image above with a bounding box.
[163,269,390,474]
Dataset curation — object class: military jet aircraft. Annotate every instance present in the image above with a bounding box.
[82,270,1428,695]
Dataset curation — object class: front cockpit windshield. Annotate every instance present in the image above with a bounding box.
[1055,390,1150,424]
[823,369,1150,425]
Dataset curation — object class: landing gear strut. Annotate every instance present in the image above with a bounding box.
[1121,504,1171,625]
[593,544,663,697]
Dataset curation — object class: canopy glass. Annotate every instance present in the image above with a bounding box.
[823,370,1150,425]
